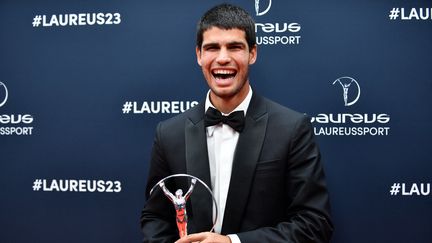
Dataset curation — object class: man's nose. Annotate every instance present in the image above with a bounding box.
[216,48,231,64]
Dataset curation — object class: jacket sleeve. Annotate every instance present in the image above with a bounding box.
[237,116,334,243]
[140,122,178,243]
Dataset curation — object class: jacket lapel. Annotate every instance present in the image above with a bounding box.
[221,93,268,234]
[185,102,213,233]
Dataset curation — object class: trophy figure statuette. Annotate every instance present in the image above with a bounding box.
[158,178,196,238]
[149,174,218,239]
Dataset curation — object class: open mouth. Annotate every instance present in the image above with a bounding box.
[212,69,237,80]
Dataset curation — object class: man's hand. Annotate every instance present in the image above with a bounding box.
[175,232,231,243]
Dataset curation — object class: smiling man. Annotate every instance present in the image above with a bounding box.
[141,4,333,243]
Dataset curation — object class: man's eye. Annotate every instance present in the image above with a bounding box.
[205,46,218,51]
[230,45,243,50]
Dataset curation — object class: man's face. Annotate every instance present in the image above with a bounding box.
[196,27,257,101]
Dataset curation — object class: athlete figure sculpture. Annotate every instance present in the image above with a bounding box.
[335,79,354,106]
[159,178,197,238]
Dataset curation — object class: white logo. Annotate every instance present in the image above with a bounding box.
[254,1,301,46]
[255,0,272,16]
[0,81,35,136]
[311,77,390,136]
[332,77,361,106]
[0,82,8,108]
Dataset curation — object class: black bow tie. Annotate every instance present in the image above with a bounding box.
[204,107,245,132]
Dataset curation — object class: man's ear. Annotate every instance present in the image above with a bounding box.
[196,46,202,66]
[249,44,257,65]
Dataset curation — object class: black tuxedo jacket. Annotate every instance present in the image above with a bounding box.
[141,93,333,242]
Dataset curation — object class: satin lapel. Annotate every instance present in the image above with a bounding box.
[222,94,268,234]
[185,103,213,233]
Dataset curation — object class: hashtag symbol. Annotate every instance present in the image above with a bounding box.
[389,8,400,20]
[390,183,401,195]
[33,179,42,191]
[122,102,133,114]
[32,15,42,27]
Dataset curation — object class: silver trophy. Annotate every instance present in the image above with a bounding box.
[149,174,218,238]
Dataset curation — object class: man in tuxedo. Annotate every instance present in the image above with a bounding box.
[141,3,333,243]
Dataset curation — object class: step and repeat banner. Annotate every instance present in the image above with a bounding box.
[1,0,431,242]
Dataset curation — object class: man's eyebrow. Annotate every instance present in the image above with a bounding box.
[202,41,246,49]
[202,42,219,48]
[227,41,246,46]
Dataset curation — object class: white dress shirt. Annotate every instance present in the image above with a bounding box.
[205,86,252,243]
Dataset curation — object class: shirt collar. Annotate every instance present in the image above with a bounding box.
[205,85,253,116]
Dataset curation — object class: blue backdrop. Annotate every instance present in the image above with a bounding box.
[1,0,431,242]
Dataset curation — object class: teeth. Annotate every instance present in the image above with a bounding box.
[213,70,235,75]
